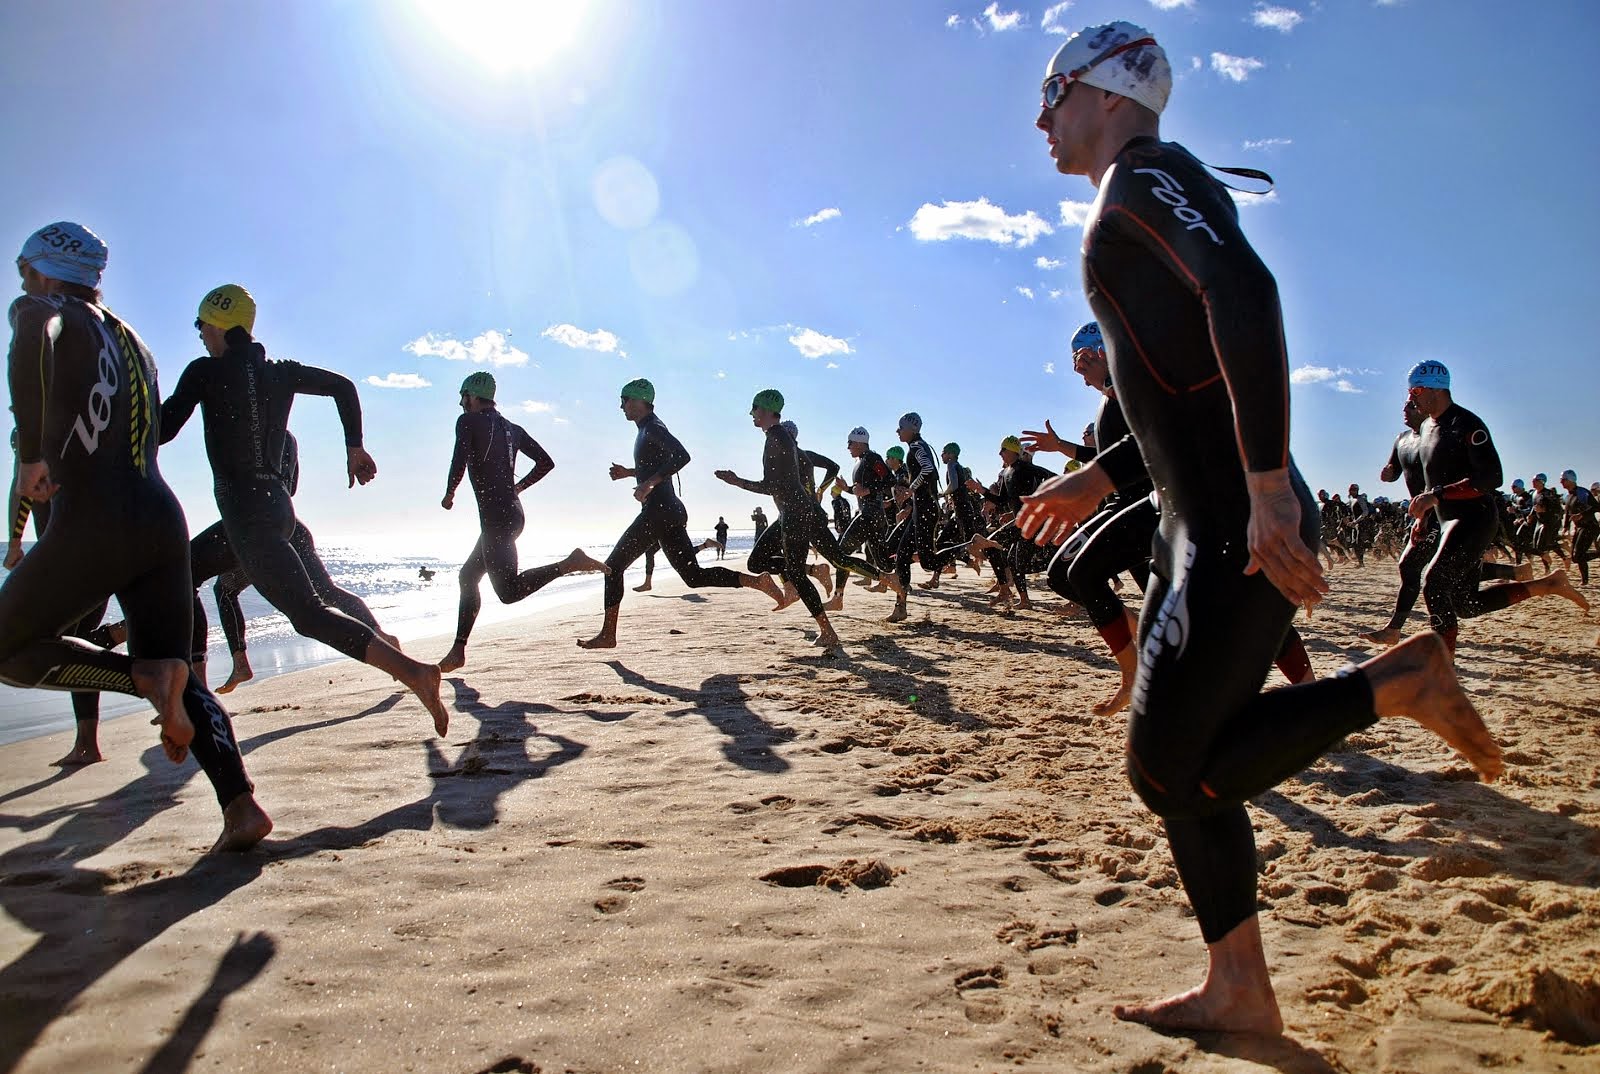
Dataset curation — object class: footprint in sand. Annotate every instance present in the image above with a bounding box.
[954,965,1008,1024]
[603,876,646,892]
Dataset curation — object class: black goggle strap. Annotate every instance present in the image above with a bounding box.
[1199,162,1276,196]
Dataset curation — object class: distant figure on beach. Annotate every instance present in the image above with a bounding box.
[418,567,435,581]
[438,372,606,673]
[161,283,452,737]
[1019,23,1502,1034]
[750,505,768,542]
[578,379,782,649]
[0,222,270,851]
[714,516,729,559]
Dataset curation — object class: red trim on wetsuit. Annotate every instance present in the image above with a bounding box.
[1438,479,1485,501]
[1084,263,1178,396]
[1127,747,1167,795]
[1098,614,1133,653]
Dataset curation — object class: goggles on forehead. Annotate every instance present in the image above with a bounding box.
[1041,36,1156,109]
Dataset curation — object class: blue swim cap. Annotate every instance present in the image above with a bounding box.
[1406,360,1450,390]
[1511,478,1525,490]
[1561,468,1578,483]
[19,222,108,288]
[1071,321,1103,352]
[1535,473,1548,484]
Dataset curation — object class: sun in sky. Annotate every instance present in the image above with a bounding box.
[410,0,588,73]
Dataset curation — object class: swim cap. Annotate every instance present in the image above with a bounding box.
[1406,360,1450,390]
[1561,468,1578,483]
[751,388,784,414]
[1535,473,1548,484]
[847,426,870,445]
[1045,22,1171,116]
[780,419,798,440]
[460,371,496,401]
[1070,321,1103,353]
[886,446,905,462]
[620,378,655,403]
[197,284,257,333]
[897,412,922,433]
[1511,478,1525,490]
[943,442,960,458]
[18,222,108,288]
[1000,435,1023,454]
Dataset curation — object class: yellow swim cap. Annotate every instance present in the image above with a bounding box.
[197,284,256,333]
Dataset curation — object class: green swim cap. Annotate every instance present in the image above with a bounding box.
[943,442,960,458]
[1000,435,1023,454]
[620,378,655,403]
[460,371,496,401]
[886,446,905,462]
[751,388,784,414]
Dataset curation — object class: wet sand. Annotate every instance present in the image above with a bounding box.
[1,560,1596,1073]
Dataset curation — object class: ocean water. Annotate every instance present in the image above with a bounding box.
[0,532,753,747]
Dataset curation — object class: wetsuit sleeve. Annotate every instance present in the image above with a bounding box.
[636,421,691,485]
[1381,435,1403,483]
[1103,153,1290,472]
[157,359,206,446]
[282,361,364,447]
[444,413,471,496]
[282,433,301,496]
[7,298,58,462]
[515,431,555,493]
[805,450,840,492]
[1435,415,1502,500]
[1093,433,1150,493]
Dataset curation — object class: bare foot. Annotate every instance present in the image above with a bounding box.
[1114,981,1284,1035]
[632,579,653,592]
[813,631,841,649]
[822,594,844,612]
[916,576,940,590]
[1539,569,1590,614]
[399,661,450,736]
[1017,595,1033,610]
[880,573,907,599]
[885,603,908,624]
[809,564,834,598]
[133,658,194,764]
[1367,632,1503,782]
[563,548,611,574]
[1093,679,1133,717]
[1357,626,1400,648]
[577,633,617,650]
[437,645,466,673]
[217,655,254,695]
[51,743,104,767]
[209,792,274,854]
[378,630,402,650]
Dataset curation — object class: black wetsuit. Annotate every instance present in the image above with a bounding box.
[977,455,1055,596]
[161,329,376,662]
[1417,403,1531,640]
[831,494,853,537]
[602,412,741,607]
[1531,487,1564,555]
[1082,136,1380,944]
[445,405,560,646]
[1567,487,1598,584]
[945,459,983,543]
[894,436,947,589]
[1380,425,1438,632]
[714,520,729,556]
[836,450,897,591]
[0,295,250,807]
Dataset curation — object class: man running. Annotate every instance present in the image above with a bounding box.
[1403,361,1587,650]
[1,223,270,851]
[828,427,900,610]
[1359,397,1435,646]
[160,284,451,735]
[438,372,606,672]
[888,412,947,621]
[1019,25,1501,1034]
[578,379,782,649]
[1560,469,1598,585]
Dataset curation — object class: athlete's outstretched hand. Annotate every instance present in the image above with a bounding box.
[440,492,454,511]
[18,461,57,503]
[1018,465,1113,546]
[347,447,378,488]
[608,463,634,482]
[1407,492,1439,519]
[1244,469,1328,610]
[1020,420,1065,456]
[4,543,22,570]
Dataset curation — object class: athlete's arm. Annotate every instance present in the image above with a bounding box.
[157,358,206,445]
[804,450,840,497]
[6,465,28,569]
[1432,415,1502,501]
[1018,466,1114,545]
[7,298,56,462]
[1092,433,1150,493]
[442,413,472,509]
[282,432,301,497]
[1380,435,1403,484]
[514,432,555,494]
[636,422,690,487]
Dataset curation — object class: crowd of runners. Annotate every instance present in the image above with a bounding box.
[2,18,1594,1041]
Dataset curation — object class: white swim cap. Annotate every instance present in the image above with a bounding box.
[848,426,870,445]
[1045,22,1171,116]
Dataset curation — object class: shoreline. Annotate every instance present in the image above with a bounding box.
[2,562,1596,1073]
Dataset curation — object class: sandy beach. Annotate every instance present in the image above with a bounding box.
[1,560,1596,1074]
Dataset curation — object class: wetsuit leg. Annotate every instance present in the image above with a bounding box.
[215,568,250,654]
[189,520,241,664]
[1064,498,1157,645]
[835,511,891,591]
[776,511,825,617]
[291,523,380,629]
[455,535,490,645]
[650,499,742,590]
[30,501,107,724]
[221,483,373,660]
[483,524,565,605]
[1384,519,1440,632]
[748,519,786,575]
[803,503,877,581]
[1573,526,1597,585]
[602,513,655,608]
[1126,512,1379,943]
[1422,509,1534,640]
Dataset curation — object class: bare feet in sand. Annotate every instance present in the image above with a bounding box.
[437,644,466,673]
[51,743,104,767]
[399,662,450,736]
[822,594,844,612]
[885,603,908,623]
[1093,680,1132,717]
[880,573,906,599]
[809,563,834,598]
[632,578,653,592]
[210,792,274,853]
[1357,626,1400,648]
[133,658,194,764]
[216,653,254,695]
[1114,916,1284,1036]
[1367,631,1503,782]
[562,548,610,575]
[1536,568,1589,614]
[576,633,616,650]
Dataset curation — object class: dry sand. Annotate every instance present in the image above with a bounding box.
[1,559,1597,1073]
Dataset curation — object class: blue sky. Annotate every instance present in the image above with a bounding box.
[3,0,1596,549]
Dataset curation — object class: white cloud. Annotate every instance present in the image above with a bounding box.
[1016,286,1035,300]
[553,416,570,424]
[1212,53,1265,81]
[1035,255,1065,270]
[1233,189,1279,207]
[1243,137,1293,151]
[1059,199,1094,226]
[983,2,1024,31]
[519,400,556,414]
[1041,1,1073,34]
[798,206,841,228]
[1333,379,1364,394]
[1043,361,1056,374]
[945,13,961,27]
[715,370,726,379]
[1290,364,1345,384]
[1252,4,1303,31]
[404,330,529,367]
[541,323,622,354]
[908,197,1053,247]
[1190,56,1203,72]
[1148,0,1194,9]
[826,361,840,369]
[789,328,853,360]
[1047,289,1064,300]
[366,372,431,389]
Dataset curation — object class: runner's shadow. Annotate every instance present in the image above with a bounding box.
[1148,1028,1341,1074]
[839,636,995,730]
[603,661,792,773]
[136,930,276,1074]
[0,768,78,810]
